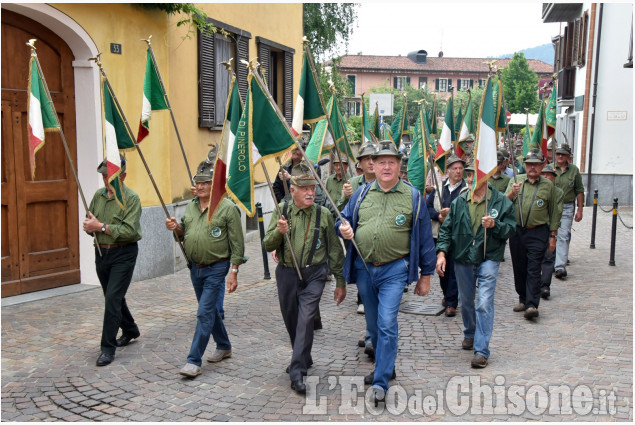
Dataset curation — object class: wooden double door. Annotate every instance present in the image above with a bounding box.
[1,10,80,296]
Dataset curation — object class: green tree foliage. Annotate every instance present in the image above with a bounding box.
[500,52,540,113]
[140,4,224,39]
[303,3,359,61]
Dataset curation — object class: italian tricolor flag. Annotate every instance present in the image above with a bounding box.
[435,96,454,173]
[208,76,242,222]
[137,49,168,143]
[102,77,136,208]
[290,52,325,137]
[473,77,498,192]
[27,55,59,178]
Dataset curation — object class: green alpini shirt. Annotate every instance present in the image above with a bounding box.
[88,184,142,245]
[505,175,560,231]
[180,197,247,266]
[555,163,584,203]
[355,180,413,263]
[325,173,346,208]
[337,174,373,210]
[489,174,511,194]
[263,202,346,288]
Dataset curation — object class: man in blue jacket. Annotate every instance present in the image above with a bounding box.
[436,163,516,368]
[337,141,436,406]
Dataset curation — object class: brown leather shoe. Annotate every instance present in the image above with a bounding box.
[513,303,526,312]
[471,354,488,368]
[461,337,474,350]
[441,297,446,306]
[445,306,456,317]
[524,307,539,319]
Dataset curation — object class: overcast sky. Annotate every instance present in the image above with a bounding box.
[341,2,562,58]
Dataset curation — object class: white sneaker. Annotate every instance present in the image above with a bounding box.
[207,348,232,363]
[356,304,365,314]
[179,363,201,377]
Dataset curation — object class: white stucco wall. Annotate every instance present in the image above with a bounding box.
[588,3,633,176]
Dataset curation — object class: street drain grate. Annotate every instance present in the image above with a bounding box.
[399,301,445,316]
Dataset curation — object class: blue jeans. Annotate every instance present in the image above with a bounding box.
[187,261,231,366]
[217,282,225,317]
[555,203,574,271]
[355,256,408,392]
[455,260,499,359]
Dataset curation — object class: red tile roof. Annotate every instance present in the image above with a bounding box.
[331,55,553,75]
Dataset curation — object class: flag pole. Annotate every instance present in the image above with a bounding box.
[247,62,369,274]
[143,36,193,183]
[260,163,303,280]
[302,41,355,179]
[92,57,191,267]
[28,42,103,257]
[484,184,488,256]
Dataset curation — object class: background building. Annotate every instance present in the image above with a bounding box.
[543,3,633,205]
[333,51,553,116]
[1,3,303,296]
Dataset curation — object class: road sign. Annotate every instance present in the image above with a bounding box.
[506,111,511,123]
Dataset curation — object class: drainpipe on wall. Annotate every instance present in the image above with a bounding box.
[586,3,603,205]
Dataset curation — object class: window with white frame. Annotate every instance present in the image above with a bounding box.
[393,76,409,90]
[347,75,356,94]
[438,78,448,92]
[460,79,470,91]
[479,79,487,88]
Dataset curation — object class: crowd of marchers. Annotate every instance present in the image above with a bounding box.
[83,134,582,407]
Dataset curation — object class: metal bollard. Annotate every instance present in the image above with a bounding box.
[608,198,618,266]
[590,189,598,249]
[256,203,271,279]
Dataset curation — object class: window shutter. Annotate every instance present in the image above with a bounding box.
[394,77,398,89]
[283,51,293,124]
[258,42,272,91]
[457,79,461,91]
[236,35,249,103]
[448,79,453,90]
[470,79,474,88]
[435,78,439,90]
[198,30,215,128]
[406,76,411,86]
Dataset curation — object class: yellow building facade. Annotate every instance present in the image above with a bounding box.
[1,3,303,294]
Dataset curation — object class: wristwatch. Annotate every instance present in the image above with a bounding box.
[231,268,239,274]
[101,223,107,233]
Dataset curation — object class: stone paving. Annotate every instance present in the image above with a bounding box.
[2,206,632,421]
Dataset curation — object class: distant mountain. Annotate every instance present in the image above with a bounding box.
[497,43,554,65]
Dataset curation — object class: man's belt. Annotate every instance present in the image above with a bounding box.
[94,242,133,249]
[518,224,546,230]
[193,257,230,268]
[369,253,408,267]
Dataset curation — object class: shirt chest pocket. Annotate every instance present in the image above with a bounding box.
[389,205,412,228]
[534,198,547,210]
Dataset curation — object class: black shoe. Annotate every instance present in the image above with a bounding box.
[314,318,323,330]
[96,352,115,367]
[220,314,225,320]
[540,288,550,299]
[364,342,375,359]
[403,286,408,293]
[286,359,313,373]
[554,269,567,279]
[115,331,140,347]
[370,388,385,407]
[291,379,306,394]
[364,369,396,385]
[358,338,366,348]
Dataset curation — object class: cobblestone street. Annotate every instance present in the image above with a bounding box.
[2,206,632,421]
